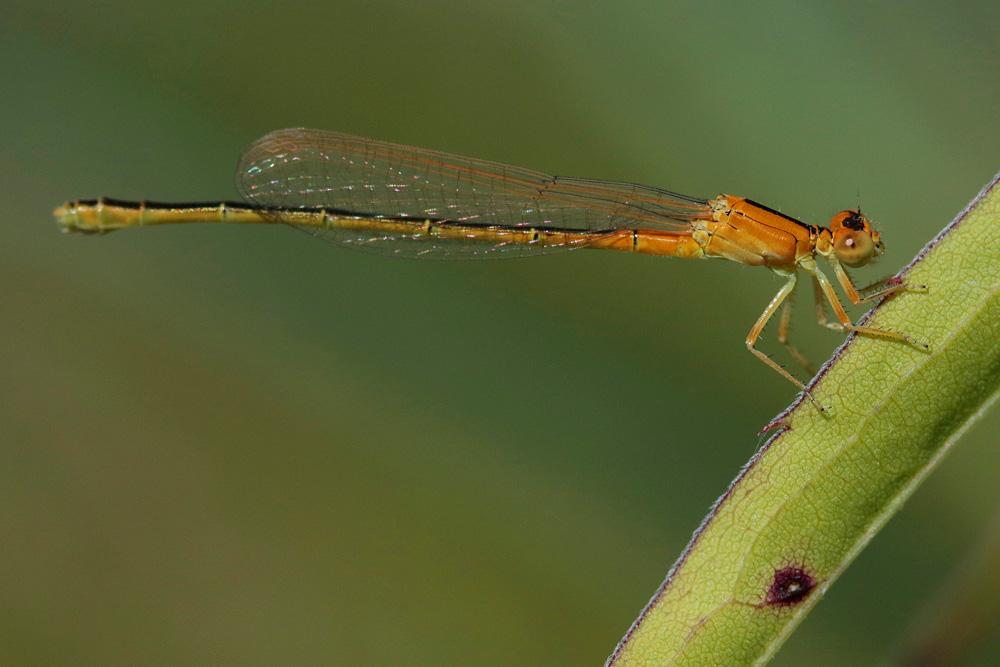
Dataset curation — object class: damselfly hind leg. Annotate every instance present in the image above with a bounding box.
[746,272,828,412]
[777,281,816,376]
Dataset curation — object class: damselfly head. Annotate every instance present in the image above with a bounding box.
[828,209,882,268]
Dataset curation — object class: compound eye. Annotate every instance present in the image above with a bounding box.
[835,231,875,267]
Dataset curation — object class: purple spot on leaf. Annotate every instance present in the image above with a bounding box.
[766,566,815,607]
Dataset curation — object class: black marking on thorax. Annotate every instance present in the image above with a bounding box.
[743,199,813,232]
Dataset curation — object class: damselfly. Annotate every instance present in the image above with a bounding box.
[56,128,927,409]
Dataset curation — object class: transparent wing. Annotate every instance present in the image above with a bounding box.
[235,128,712,258]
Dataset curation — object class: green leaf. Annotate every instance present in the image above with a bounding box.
[607,172,1000,666]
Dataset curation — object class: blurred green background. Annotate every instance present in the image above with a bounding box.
[4,1,1000,664]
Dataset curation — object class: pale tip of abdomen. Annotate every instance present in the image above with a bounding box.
[53,200,104,235]
[53,201,78,233]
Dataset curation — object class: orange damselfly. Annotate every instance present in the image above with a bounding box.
[55,128,927,409]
